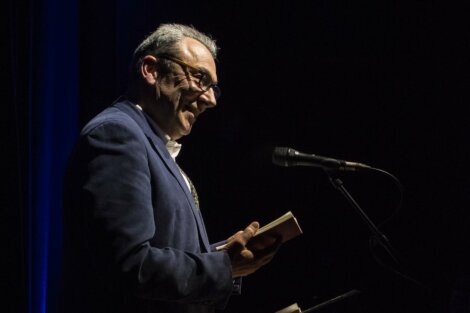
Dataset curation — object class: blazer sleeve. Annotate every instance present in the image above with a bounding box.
[67,115,233,307]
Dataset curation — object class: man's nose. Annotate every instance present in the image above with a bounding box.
[191,86,217,109]
[200,88,217,108]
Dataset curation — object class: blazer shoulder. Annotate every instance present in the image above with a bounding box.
[81,106,142,137]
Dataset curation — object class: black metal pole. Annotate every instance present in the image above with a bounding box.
[326,172,401,265]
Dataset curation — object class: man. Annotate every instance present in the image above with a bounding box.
[60,24,279,313]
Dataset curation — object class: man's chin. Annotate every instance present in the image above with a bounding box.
[173,123,192,139]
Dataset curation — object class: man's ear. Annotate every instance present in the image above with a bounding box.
[140,55,158,85]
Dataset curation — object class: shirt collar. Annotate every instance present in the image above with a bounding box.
[135,104,182,160]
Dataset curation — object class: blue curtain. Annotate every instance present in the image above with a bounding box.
[27,1,78,312]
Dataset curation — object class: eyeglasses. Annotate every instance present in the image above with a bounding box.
[157,54,221,100]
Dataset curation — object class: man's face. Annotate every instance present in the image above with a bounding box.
[152,37,218,140]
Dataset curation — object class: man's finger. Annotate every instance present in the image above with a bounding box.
[240,248,255,260]
[241,221,259,240]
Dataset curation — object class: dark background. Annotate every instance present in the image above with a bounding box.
[6,0,470,312]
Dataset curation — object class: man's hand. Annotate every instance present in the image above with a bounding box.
[223,222,281,278]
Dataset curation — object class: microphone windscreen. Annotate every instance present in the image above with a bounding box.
[272,147,290,167]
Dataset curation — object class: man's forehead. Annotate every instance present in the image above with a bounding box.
[179,37,217,80]
[179,38,214,62]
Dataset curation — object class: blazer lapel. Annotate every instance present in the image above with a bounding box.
[113,99,211,251]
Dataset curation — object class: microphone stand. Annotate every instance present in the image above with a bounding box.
[302,289,361,312]
[325,169,401,265]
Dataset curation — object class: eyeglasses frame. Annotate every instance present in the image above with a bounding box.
[156,54,221,99]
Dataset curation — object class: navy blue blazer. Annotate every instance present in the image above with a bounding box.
[61,99,233,313]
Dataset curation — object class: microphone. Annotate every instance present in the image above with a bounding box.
[272,147,371,171]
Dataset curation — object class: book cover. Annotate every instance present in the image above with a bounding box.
[247,211,303,250]
[216,211,302,251]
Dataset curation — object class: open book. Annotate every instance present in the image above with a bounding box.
[216,211,303,251]
[275,302,302,313]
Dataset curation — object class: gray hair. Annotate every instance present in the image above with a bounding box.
[133,23,218,60]
[128,24,219,88]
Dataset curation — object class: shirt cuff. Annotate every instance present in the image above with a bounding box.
[232,278,242,295]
